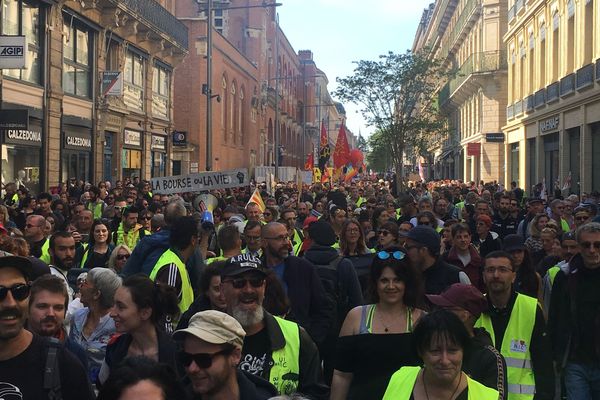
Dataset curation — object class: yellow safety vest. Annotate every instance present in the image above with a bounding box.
[475,294,537,400]
[292,229,303,256]
[40,238,51,264]
[79,243,90,268]
[383,366,499,400]
[547,265,561,287]
[149,249,194,314]
[270,316,301,395]
[206,255,227,265]
[87,201,104,219]
[115,223,148,250]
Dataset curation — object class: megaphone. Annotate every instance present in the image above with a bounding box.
[194,193,219,231]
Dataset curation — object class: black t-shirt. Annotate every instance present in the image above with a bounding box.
[239,326,271,378]
[0,333,94,400]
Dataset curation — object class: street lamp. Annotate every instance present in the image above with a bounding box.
[198,0,281,172]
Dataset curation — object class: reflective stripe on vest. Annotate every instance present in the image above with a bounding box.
[115,223,146,250]
[40,238,51,264]
[560,218,570,233]
[79,243,90,268]
[269,316,301,395]
[475,294,537,400]
[149,249,194,314]
[292,229,302,256]
[383,366,499,400]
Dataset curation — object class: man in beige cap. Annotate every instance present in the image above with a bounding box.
[174,309,277,400]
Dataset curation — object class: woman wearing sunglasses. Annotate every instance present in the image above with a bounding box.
[99,274,180,385]
[331,247,425,400]
[107,245,131,274]
[376,221,400,251]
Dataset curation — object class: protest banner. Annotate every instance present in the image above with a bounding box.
[150,168,249,195]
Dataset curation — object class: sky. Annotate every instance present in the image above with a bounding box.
[278,0,434,140]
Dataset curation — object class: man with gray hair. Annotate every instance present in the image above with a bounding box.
[548,222,600,399]
[122,197,203,292]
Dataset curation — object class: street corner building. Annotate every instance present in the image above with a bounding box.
[412,0,600,193]
[0,0,188,192]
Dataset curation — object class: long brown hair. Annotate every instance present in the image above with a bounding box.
[339,219,369,256]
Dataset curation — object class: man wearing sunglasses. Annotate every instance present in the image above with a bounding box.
[548,222,600,399]
[0,255,94,400]
[173,310,278,399]
[220,254,328,399]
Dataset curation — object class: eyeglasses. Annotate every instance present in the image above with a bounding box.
[117,254,130,260]
[244,235,261,242]
[484,266,513,274]
[263,212,272,217]
[264,235,289,242]
[0,283,31,301]
[347,228,360,233]
[223,277,265,289]
[140,216,152,220]
[418,220,431,225]
[580,241,600,249]
[575,216,589,221]
[377,250,405,260]
[25,224,42,229]
[377,230,390,236]
[177,349,232,369]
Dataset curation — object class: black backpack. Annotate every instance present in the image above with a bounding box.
[312,256,350,332]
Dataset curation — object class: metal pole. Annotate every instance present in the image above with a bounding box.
[205,0,213,171]
[302,65,306,170]
[274,12,279,180]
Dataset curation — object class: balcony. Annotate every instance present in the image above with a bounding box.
[525,95,534,112]
[547,82,559,103]
[534,89,545,108]
[439,51,507,108]
[515,0,524,15]
[507,104,514,120]
[576,64,594,90]
[559,73,575,97]
[100,0,188,51]
[439,0,481,62]
[508,5,515,23]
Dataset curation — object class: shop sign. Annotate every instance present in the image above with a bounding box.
[486,133,505,143]
[4,128,42,147]
[151,135,166,151]
[540,115,559,134]
[0,35,26,69]
[0,109,29,130]
[151,168,249,195]
[64,131,92,150]
[172,131,187,146]
[466,142,481,156]
[124,129,142,147]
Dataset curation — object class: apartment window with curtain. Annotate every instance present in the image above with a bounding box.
[539,23,546,87]
[123,50,145,111]
[1,0,42,84]
[152,63,170,119]
[63,18,92,98]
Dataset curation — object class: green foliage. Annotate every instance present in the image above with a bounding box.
[334,50,448,189]
[366,130,392,172]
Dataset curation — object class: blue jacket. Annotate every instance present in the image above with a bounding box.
[122,229,204,292]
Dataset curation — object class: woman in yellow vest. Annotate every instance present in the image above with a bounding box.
[383,310,499,400]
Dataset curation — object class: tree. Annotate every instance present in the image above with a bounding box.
[356,133,368,153]
[366,130,393,172]
[334,50,447,193]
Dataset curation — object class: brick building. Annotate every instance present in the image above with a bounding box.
[1,0,188,193]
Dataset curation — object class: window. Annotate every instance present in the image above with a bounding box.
[213,9,225,34]
[152,64,170,119]
[63,18,92,98]
[1,0,41,84]
[222,76,228,142]
[123,51,145,110]
[230,81,236,143]
[238,86,244,145]
[539,23,547,87]
[583,0,593,63]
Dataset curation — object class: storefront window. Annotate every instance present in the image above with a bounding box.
[122,149,142,180]
[510,143,519,185]
[62,18,92,98]
[1,122,42,194]
[527,138,536,192]
[568,127,580,194]
[1,0,42,84]
[592,123,600,191]
[544,133,559,194]
[151,152,166,177]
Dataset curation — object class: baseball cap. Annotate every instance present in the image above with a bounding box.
[527,197,543,205]
[406,225,441,254]
[221,254,266,278]
[0,255,33,280]
[173,310,246,349]
[426,283,488,318]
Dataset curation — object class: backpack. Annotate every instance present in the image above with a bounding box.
[312,256,350,332]
[44,338,63,400]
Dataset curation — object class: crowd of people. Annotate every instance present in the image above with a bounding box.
[0,176,599,400]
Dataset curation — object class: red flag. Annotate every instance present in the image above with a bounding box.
[319,120,328,148]
[318,120,330,173]
[333,123,350,169]
[304,153,314,171]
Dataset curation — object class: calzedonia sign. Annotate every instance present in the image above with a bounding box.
[4,129,42,147]
[64,132,92,150]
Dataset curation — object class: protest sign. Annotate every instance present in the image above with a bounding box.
[150,168,249,195]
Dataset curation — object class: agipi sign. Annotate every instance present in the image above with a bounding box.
[151,168,249,194]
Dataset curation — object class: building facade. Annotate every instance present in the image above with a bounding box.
[414,0,509,184]
[1,0,188,193]
[503,0,599,194]
[173,0,348,177]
